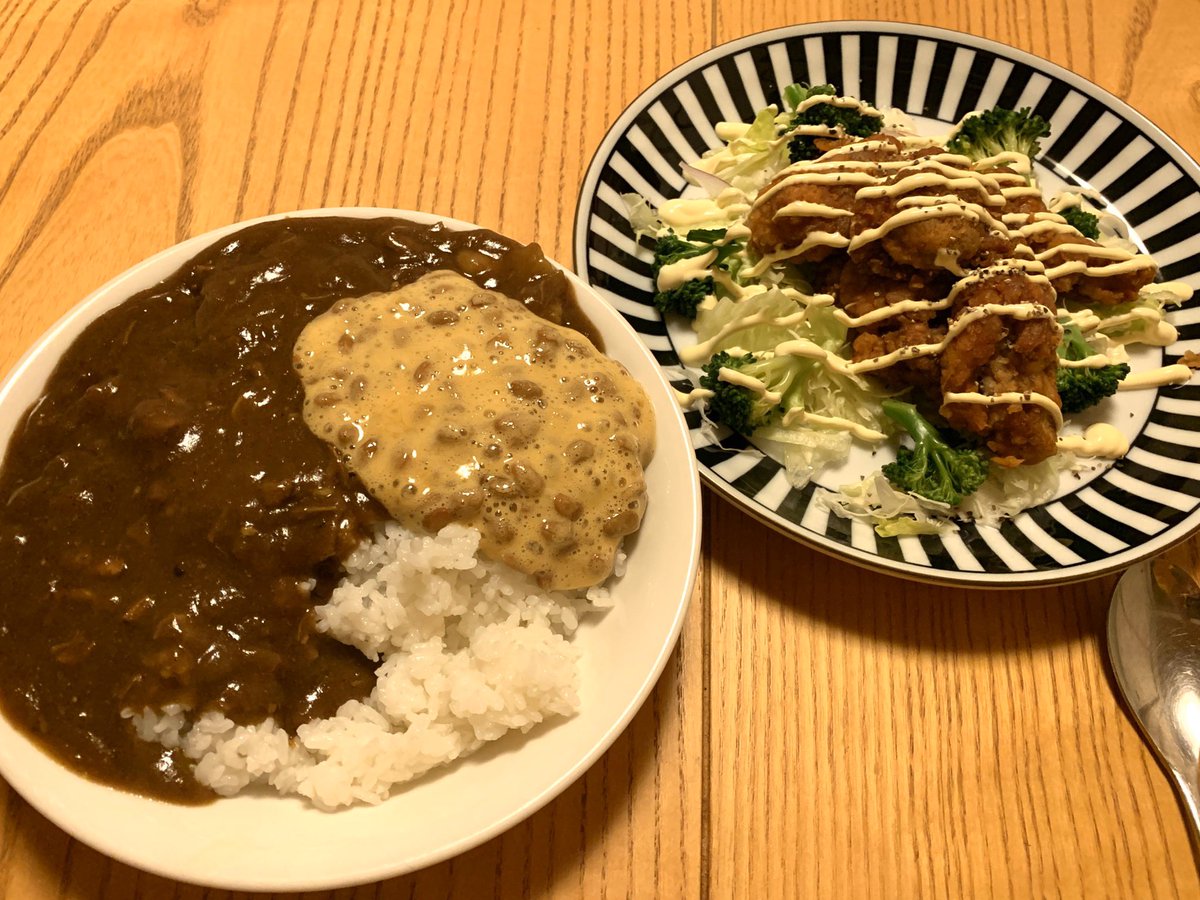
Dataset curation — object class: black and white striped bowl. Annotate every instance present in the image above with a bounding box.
[574,22,1200,586]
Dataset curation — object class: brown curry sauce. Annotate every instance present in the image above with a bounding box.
[0,217,596,803]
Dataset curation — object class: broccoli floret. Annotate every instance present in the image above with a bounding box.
[698,351,800,436]
[651,232,713,318]
[652,233,705,273]
[654,277,712,318]
[946,106,1050,162]
[782,83,883,163]
[880,400,990,506]
[1060,206,1100,240]
[651,229,740,319]
[1055,321,1129,413]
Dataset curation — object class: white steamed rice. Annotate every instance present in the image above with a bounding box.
[126,522,614,809]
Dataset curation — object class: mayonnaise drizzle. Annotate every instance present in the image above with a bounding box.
[971,150,1033,173]
[754,170,876,208]
[658,187,752,231]
[1056,423,1129,458]
[779,407,887,441]
[1117,364,1193,390]
[774,200,854,219]
[1000,185,1044,199]
[677,366,887,442]
[855,167,1005,204]
[1061,305,1177,348]
[657,249,717,291]
[1034,242,1150,263]
[837,260,1048,329]
[1058,353,1120,369]
[674,387,715,409]
[740,234,850,278]
[943,390,1065,430]
[1041,256,1159,279]
[719,366,782,403]
[715,121,752,142]
[793,94,883,117]
[677,307,808,365]
[847,200,1006,252]
[1149,281,1195,303]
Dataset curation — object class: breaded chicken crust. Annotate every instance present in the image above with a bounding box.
[746,138,907,260]
[939,271,1061,465]
[838,262,949,392]
[1001,193,1156,304]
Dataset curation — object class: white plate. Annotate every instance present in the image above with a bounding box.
[575,22,1200,586]
[0,208,702,890]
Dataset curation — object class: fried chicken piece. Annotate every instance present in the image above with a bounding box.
[1001,194,1156,305]
[968,230,1026,269]
[854,228,1024,279]
[1000,192,1048,218]
[838,261,949,393]
[746,137,905,262]
[1041,238,1156,305]
[939,271,1062,466]
[849,155,1010,272]
[854,153,1012,271]
[747,175,855,261]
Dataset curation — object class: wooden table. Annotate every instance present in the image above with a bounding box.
[1,0,1198,896]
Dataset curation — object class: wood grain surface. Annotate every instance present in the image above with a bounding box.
[1,0,1199,897]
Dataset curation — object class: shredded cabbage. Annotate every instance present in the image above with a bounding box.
[958,453,1081,525]
[1084,290,1174,344]
[822,473,955,535]
[755,430,851,489]
[693,292,886,436]
[694,290,798,349]
[690,107,793,194]
[621,193,663,239]
[824,453,1082,535]
[783,304,886,431]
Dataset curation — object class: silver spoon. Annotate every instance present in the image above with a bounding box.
[1109,558,1200,852]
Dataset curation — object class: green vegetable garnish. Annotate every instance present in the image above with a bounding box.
[880,400,990,506]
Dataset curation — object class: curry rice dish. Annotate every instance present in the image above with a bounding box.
[0,217,654,806]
